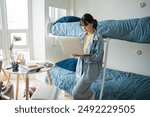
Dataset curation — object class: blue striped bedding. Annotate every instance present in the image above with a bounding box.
[47,16,150,99]
[47,66,150,100]
[51,16,150,44]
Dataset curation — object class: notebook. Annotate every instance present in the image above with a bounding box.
[20,64,44,72]
[57,36,84,55]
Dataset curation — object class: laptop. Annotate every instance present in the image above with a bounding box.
[56,36,84,56]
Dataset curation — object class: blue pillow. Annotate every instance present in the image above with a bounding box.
[53,16,80,25]
[55,58,77,72]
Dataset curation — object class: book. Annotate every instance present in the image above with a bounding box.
[20,64,44,72]
[38,62,54,67]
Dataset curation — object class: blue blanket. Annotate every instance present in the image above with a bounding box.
[47,67,150,100]
[51,16,150,43]
[97,17,150,43]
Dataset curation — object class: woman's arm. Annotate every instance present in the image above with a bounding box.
[84,34,104,63]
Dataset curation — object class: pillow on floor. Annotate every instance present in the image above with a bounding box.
[55,58,77,72]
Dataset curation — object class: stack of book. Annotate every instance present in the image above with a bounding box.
[20,63,44,72]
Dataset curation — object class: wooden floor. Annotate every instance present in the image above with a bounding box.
[0,72,73,100]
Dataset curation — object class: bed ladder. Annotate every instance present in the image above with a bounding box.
[99,39,110,100]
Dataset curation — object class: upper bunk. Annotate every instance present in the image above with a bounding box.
[48,16,150,44]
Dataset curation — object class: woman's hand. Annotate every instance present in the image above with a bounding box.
[72,53,88,58]
[72,53,82,57]
[72,53,80,57]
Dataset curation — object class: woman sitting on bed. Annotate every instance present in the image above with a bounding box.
[72,13,104,99]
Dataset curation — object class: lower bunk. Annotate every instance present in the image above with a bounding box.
[46,66,150,100]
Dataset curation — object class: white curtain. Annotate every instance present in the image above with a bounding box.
[0,0,9,60]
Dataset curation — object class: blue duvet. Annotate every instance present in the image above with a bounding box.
[51,16,150,43]
[47,67,150,100]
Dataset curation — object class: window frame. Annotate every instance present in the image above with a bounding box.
[48,6,68,22]
[5,0,32,61]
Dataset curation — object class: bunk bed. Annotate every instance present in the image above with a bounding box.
[50,16,150,43]
[46,16,150,100]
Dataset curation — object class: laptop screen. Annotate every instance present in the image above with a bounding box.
[57,36,84,56]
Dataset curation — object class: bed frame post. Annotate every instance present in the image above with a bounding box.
[99,39,110,100]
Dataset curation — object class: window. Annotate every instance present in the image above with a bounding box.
[49,6,67,22]
[0,50,3,59]
[6,0,30,61]
[6,0,28,29]
[0,4,4,59]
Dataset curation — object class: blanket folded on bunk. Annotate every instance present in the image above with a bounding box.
[51,16,150,43]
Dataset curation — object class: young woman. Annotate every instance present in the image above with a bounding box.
[72,13,104,99]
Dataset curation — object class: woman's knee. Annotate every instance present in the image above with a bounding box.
[72,86,80,97]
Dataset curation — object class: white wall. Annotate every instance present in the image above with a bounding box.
[74,0,150,76]
[107,39,150,76]
[0,4,3,59]
[0,0,9,60]
[75,0,150,20]
[32,0,45,60]
[0,5,2,49]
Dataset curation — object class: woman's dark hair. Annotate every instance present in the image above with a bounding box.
[80,13,98,29]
